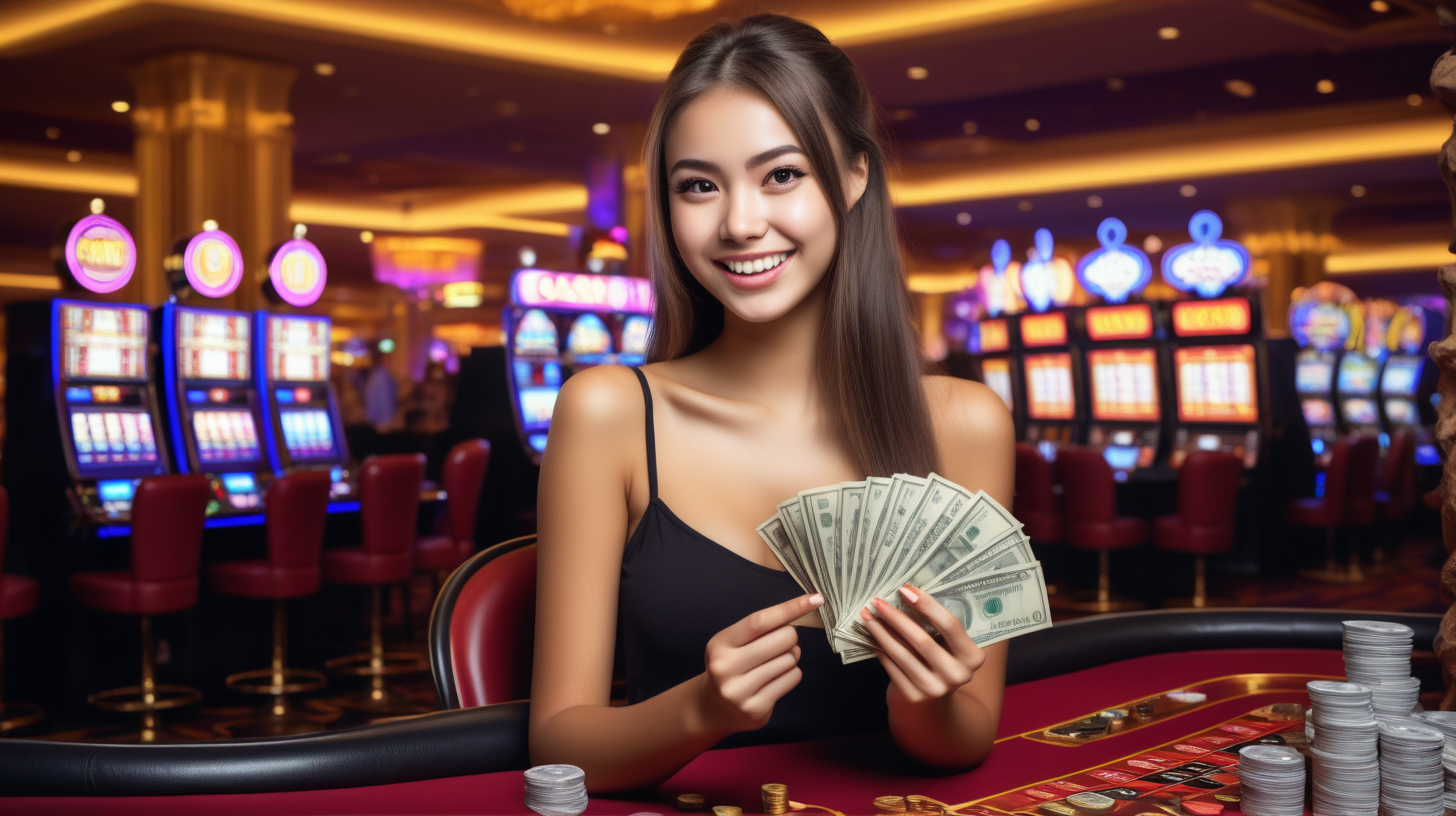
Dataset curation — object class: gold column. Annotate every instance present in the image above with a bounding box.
[918,292,947,361]
[620,121,648,279]
[129,52,296,309]
[1227,197,1340,338]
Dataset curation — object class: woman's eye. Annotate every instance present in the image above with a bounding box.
[769,168,803,185]
[676,178,716,195]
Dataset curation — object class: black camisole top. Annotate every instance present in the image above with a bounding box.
[618,368,889,748]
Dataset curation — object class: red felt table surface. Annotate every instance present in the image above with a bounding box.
[7,649,1344,816]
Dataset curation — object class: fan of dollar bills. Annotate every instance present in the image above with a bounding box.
[756,473,1052,664]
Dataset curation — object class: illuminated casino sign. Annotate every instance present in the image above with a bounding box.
[1086,303,1154,341]
[268,236,327,307]
[63,214,136,293]
[978,319,1009,353]
[978,240,1015,318]
[1075,218,1152,304]
[1389,304,1427,355]
[182,228,244,298]
[1020,311,1068,347]
[1362,299,1398,359]
[1288,282,1357,352]
[1017,229,1057,313]
[1171,298,1252,337]
[1160,211,1250,298]
[511,269,654,315]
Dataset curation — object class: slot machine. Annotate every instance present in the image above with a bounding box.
[1380,304,1440,465]
[1287,282,1357,467]
[1158,211,1264,470]
[1334,300,1385,440]
[503,268,654,464]
[256,313,352,498]
[973,317,1019,424]
[1079,301,1169,480]
[1015,229,1083,459]
[965,241,1021,432]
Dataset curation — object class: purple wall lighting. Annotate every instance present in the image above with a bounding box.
[1075,218,1151,304]
[269,238,328,307]
[64,214,136,293]
[183,229,245,298]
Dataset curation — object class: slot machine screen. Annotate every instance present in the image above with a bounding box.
[279,408,338,461]
[566,315,612,363]
[69,409,160,474]
[177,309,250,381]
[268,316,329,383]
[1342,398,1379,426]
[1295,355,1334,396]
[1174,345,1257,424]
[1087,348,1160,422]
[619,315,651,366]
[981,358,1013,411]
[1381,358,1421,397]
[1385,400,1417,425]
[191,409,262,464]
[1024,353,1075,420]
[517,388,558,432]
[1302,399,1334,427]
[1337,354,1378,396]
[59,304,149,380]
[513,309,558,355]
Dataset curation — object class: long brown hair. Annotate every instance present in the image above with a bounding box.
[643,13,938,477]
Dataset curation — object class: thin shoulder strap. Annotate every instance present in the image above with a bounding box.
[631,367,659,500]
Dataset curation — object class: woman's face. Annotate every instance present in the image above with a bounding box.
[664,87,864,324]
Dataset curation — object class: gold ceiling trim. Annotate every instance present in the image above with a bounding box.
[0,0,1130,81]
[0,154,138,196]
[1325,242,1456,275]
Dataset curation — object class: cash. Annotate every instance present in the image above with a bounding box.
[757,473,1051,664]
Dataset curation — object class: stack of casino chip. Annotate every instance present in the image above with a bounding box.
[1307,680,1380,816]
[1378,719,1446,816]
[1414,711,1456,810]
[1343,620,1416,717]
[1236,745,1305,816]
[523,764,588,816]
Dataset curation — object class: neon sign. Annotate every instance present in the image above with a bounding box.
[511,269,654,315]
[1389,305,1427,355]
[1020,312,1068,347]
[1288,282,1356,352]
[1075,218,1151,304]
[1085,304,1154,341]
[978,319,1009,352]
[64,214,136,294]
[978,240,1014,318]
[1017,229,1058,313]
[182,228,244,298]
[1171,298,1252,337]
[268,238,327,307]
[1160,211,1250,298]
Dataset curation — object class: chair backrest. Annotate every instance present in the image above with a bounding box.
[1057,446,1116,525]
[1177,451,1243,527]
[1013,443,1058,516]
[1346,435,1380,504]
[0,483,8,569]
[361,453,426,555]
[1379,431,1415,496]
[428,535,537,709]
[130,474,211,583]
[1320,436,1353,512]
[443,439,491,544]
[266,469,332,569]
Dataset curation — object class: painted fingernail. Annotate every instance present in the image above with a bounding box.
[864,601,879,617]
[809,594,824,607]
[873,597,887,610]
[859,607,871,622]
[899,586,919,604]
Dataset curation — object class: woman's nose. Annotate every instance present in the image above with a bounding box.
[720,189,767,243]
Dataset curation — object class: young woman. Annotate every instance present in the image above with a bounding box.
[529,14,1014,793]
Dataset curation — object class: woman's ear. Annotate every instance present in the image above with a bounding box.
[844,152,869,211]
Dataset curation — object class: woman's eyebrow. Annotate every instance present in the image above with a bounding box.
[669,145,804,176]
[670,158,718,174]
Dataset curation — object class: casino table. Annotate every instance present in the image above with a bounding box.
[0,609,1439,816]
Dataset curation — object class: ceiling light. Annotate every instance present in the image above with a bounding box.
[1225,79,1256,99]
[1106,78,1125,91]
[956,212,972,225]
[1017,200,1033,212]
[1179,184,1197,197]
[45,127,60,140]
[110,100,129,113]
[315,63,335,76]
[1408,94,1423,106]
[1143,235,1162,253]
[1158,26,1179,40]
[89,198,105,214]
[962,121,978,136]
[496,101,519,116]
[202,219,219,231]
[1025,118,1041,132]
[1316,79,1336,94]
[592,122,611,135]
[1351,185,1367,198]
[360,230,375,243]
[907,66,929,80]
[65,150,81,163]
[1370,0,1390,11]
[1087,195,1103,208]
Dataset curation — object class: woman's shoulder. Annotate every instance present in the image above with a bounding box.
[552,364,648,432]
[921,373,1014,448]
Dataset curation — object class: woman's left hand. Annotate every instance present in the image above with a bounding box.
[858,585,986,704]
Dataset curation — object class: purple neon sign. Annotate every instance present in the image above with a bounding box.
[64,214,136,293]
[511,269,654,315]
[183,229,244,298]
[269,238,327,307]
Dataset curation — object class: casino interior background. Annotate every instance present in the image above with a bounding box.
[0,0,1453,744]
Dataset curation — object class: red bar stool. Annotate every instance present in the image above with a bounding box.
[1372,430,1417,572]
[207,469,332,737]
[1014,443,1065,595]
[1153,451,1243,608]
[0,485,42,732]
[69,474,210,742]
[1056,446,1146,613]
[414,439,491,581]
[323,453,427,715]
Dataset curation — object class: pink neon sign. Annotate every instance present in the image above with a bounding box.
[511,269,654,314]
[64,214,136,293]
[268,239,328,307]
[183,229,244,298]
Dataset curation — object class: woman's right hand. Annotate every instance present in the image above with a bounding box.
[696,593,824,735]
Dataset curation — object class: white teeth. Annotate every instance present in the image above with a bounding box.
[724,253,787,274]
[753,258,765,273]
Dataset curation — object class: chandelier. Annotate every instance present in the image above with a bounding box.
[497,0,720,22]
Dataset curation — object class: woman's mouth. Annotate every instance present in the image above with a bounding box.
[714,250,794,290]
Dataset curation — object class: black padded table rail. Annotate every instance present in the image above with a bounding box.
[0,607,1439,797]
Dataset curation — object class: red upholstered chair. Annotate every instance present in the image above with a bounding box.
[207,469,332,737]
[0,485,42,732]
[1057,446,1146,612]
[414,439,491,577]
[323,453,427,714]
[1288,436,1377,583]
[1014,443,1065,594]
[428,535,537,709]
[1153,451,1243,608]
[1373,431,1417,570]
[69,474,210,741]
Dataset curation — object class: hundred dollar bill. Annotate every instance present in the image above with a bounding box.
[923,529,1034,592]
[845,476,892,610]
[854,474,927,606]
[756,516,814,596]
[860,474,978,607]
[775,497,835,632]
[924,562,1052,647]
[897,493,1025,595]
[798,486,843,613]
[836,482,866,610]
